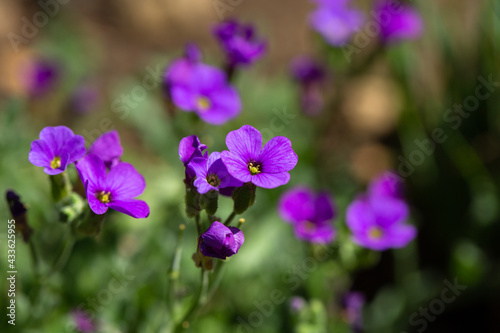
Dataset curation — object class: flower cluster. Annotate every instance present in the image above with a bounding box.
[29,126,149,221]
[346,171,416,250]
[181,125,298,260]
[164,20,266,125]
[309,0,423,47]
[279,186,336,244]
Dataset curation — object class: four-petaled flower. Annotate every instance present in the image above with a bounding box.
[29,126,86,175]
[279,186,336,244]
[189,152,243,194]
[165,44,241,125]
[221,125,298,189]
[76,154,149,218]
[346,172,416,250]
[200,221,244,259]
[213,20,266,67]
[88,130,123,169]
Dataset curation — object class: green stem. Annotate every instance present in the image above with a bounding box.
[224,212,236,226]
[173,269,209,333]
[195,214,202,235]
[167,224,186,315]
[43,234,76,282]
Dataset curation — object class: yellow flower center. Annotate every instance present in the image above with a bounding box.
[368,226,383,239]
[196,96,211,112]
[96,191,111,203]
[248,162,261,175]
[50,156,61,169]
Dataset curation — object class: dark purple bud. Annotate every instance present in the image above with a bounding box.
[200,221,244,260]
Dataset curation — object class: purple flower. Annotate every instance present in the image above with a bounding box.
[72,309,97,333]
[22,58,59,97]
[368,171,404,199]
[374,0,423,44]
[75,154,149,218]
[342,292,364,332]
[290,56,326,116]
[179,135,208,181]
[88,130,123,169]
[179,135,208,166]
[165,44,241,125]
[213,20,266,66]
[290,296,306,313]
[200,221,244,259]
[189,152,243,194]
[279,186,336,244]
[346,194,416,250]
[164,43,202,89]
[221,125,298,189]
[29,126,86,175]
[309,0,364,46]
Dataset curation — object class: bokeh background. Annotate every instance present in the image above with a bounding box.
[1,0,499,332]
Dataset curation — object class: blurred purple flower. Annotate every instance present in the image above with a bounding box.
[221,125,298,189]
[374,0,423,44]
[290,296,306,313]
[23,58,60,97]
[29,126,86,175]
[88,130,123,169]
[72,309,96,333]
[309,0,364,46]
[189,152,243,194]
[165,44,241,125]
[200,221,244,259]
[290,56,327,116]
[164,43,202,89]
[342,292,364,332]
[213,20,266,67]
[71,84,100,114]
[76,154,149,218]
[279,186,336,244]
[346,193,416,251]
[368,171,404,199]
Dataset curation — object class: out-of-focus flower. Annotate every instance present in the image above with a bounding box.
[5,190,32,242]
[189,152,243,194]
[164,43,202,89]
[279,186,336,244]
[200,221,244,259]
[309,0,364,46]
[165,44,241,125]
[368,170,404,199]
[346,172,416,250]
[72,309,97,333]
[76,154,149,218]
[374,0,423,44]
[22,58,60,97]
[71,84,100,114]
[342,292,364,332]
[221,125,298,189]
[213,20,266,67]
[88,130,123,169]
[290,56,327,116]
[290,296,306,313]
[29,126,86,175]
